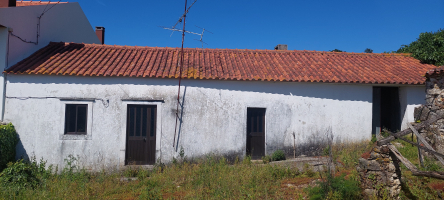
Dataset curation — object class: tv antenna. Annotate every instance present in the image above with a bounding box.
[193,25,213,49]
[161,0,213,149]
[160,25,213,49]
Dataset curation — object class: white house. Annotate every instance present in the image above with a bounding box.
[3,42,435,170]
[0,0,101,123]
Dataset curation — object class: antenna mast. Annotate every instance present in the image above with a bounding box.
[172,0,189,148]
[162,0,211,148]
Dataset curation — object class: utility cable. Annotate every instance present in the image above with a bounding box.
[9,1,60,45]
[9,32,38,45]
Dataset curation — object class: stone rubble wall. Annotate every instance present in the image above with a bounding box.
[357,145,401,199]
[414,74,444,157]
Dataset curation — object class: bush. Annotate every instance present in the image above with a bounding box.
[371,134,377,143]
[0,157,52,193]
[307,174,361,200]
[271,150,286,161]
[303,163,315,177]
[139,179,162,199]
[0,160,39,191]
[261,155,272,164]
[0,123,19,171]
[323,145,330,156]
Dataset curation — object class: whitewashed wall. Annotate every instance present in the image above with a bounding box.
[0,3,100,122]
[0,3,100,68]
[4,74,423,170]
[399,86,425,130]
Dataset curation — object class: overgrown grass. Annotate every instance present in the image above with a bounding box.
[307,173,361,200]
[395,135,444,171]
[0,140,380,199]
[0,156,303,199]
[331,140,374,169]
[392,134,444,199]
[305,140,371,200]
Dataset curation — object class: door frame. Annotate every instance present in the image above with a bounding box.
[119,101,162,167]
[372,86,401,135]
[244,106,267,158]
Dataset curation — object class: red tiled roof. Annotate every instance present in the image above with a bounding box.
[425,66,444,77]
[16,1,68,7]
[4,42,437,84]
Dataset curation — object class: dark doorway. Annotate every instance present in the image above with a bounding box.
[126,105,157,165]
[246,108,266,159]
[372,87,401,134]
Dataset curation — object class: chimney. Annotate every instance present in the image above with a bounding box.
[0,0,16,7]
[274,44,288,50]
[95,27,105,45]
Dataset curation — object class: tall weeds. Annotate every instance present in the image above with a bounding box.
[0,155,300,199]
[0,140,376,199]
[331,140,374,169]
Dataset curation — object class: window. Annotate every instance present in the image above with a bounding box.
[64,104,88,135]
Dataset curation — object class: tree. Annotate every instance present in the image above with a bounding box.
[329,49,345,52]
[364,48,373,53]
[397,29,444,66]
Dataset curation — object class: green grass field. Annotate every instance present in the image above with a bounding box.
[2,138,444,199]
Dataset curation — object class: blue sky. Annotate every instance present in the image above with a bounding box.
[75,0,443,53]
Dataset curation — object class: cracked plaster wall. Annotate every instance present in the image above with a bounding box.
[4,74,421,170]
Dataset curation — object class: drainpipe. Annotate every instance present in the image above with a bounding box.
[1,73,7,122]
[1,28,11,122]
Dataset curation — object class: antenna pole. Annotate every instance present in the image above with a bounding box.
[173,0,188,148]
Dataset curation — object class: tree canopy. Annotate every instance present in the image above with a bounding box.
[364,48,373,53]
[329,49,345,52]
[396,29,444,66]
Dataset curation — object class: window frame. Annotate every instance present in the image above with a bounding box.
[59,100,93,140]
[64,104,88,135]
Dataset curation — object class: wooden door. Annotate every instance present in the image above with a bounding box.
[126,105,157,165]
[246,108,266,159]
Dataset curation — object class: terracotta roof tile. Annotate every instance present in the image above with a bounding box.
[425,66,444,77]
[4,42,437,85]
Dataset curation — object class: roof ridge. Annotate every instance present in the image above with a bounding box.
[47,42,412,56]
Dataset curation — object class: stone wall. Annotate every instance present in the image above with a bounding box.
[357,145,401,199]
[414,71,444,157]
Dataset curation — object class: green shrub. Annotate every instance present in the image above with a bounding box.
[303,163,315,177]
[0,157,52,193]
[323,145,330,156]
[371,134,377,143]
[0,160,39,191]
[307,174,361,200]
[261,155,272,164]
[140,179,162,199]
[380,130,390,137]
[271,150,286,161]
[0,123,19,170]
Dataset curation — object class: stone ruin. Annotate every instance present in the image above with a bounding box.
[414,66,444,157]
[358,67,444,199]
[357,145,402,199]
